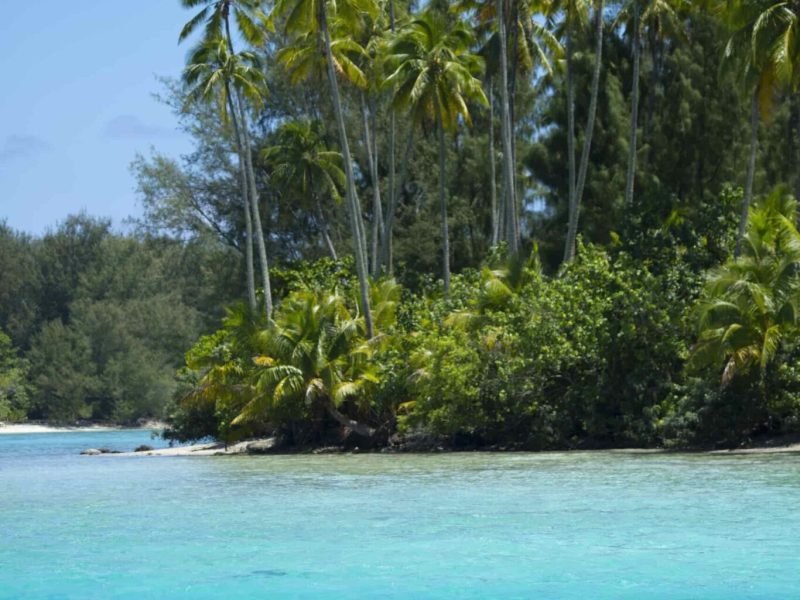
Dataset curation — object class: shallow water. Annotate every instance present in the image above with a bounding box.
[1,432,799,599]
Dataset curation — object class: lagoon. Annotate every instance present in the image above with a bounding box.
[1,430,800,599]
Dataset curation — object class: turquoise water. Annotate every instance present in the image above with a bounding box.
[1,432,800,599]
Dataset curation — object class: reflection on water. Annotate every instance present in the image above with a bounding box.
[1,431,800,599]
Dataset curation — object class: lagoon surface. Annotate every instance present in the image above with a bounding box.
[1,431,800,599]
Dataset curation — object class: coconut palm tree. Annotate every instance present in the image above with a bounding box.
[262,119,345,259]
[384,11,488,295]
[179,0,269,46]
[721,0,800,256]
[180,0,275,316]
[455,0,560,250]
[692,188,800,385]
[271,0,378,337]
[615,0,687,206]
[183,38,265,310]
[562,0,604,263]
[233,280,401,438]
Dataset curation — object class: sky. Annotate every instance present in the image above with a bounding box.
[0,1,199,234]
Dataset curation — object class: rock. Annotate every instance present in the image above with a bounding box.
[311,446,342,454]
[246,438,277,454]
[97,448,113,454]
[134,444,154,452]
[81,448,102,455]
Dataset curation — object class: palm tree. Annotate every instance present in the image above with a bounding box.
[496,0,520,254]
[352,13,391,277]
[233,280,401,439]
[562,0,604,263]
[262,119,345,259]
[456,0,560,250]
[179,0,269,46]
[721,0,800,256]
[182,38,263,309]
[384,11,488,295]
[272,0,378,337]
[615,0,687,206]
[692,188,800,385]
[180,0,275,316]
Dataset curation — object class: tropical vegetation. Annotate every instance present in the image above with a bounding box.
[4,0,800,449]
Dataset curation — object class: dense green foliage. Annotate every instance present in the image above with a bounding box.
[0,216,241,423]
[6,1,800,448]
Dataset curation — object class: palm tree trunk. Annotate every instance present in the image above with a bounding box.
[371,102,384,253]
[325,399,375,438]
[488,81,500,245]
[564,0,604,263]
[382,128,414,273]
[624,0,641,207]
[497,0,519,254]
[225,87,256,310]
[320,3,374,337]
[360,93,383,278]
[508,0,522,246]
[224,15,266,314]
[564,15,577,264]
[736,92,759,257]
[311,169,337,259]
[237,95,273,317]
[385,0,397,275]
[436,102,450,296]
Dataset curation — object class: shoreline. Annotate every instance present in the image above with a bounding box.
[4,423,799,455]
[103,439,800,457]
[0,421,166,435]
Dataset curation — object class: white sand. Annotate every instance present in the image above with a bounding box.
[0,423,121,435]
[0,421,166,435]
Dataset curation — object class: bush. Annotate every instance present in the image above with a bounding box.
[0,330,30,422]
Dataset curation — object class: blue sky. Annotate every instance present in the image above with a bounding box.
[0,1,198,234]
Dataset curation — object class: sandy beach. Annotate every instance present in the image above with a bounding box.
[0,423,122,435]
[0,422,167,435]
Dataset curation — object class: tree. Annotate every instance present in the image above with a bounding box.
[692,188,800,386]
[616,0,687,206]
[385,11,488,295]
[0,329,29,421]
[456,0,561,249]
[180,0,275,316]
[721,0,800,255]
[272,0,378,337]
[262,119,345,259]
[562,0,605,263]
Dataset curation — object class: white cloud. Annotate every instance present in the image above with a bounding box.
[0,134,50,161]
[103,115,175,139]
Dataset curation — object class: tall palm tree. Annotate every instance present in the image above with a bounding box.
[183,38,264,310]
[180,0,275,316]
[496,0,520,253]
[272,0,378,337]
[562,0,604,263]
[385,11,487,296]
[456,0,560,250]
[615,0,687,206]
[352,13,390,277]
[262,119,345,259]
[721,0,800,256]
